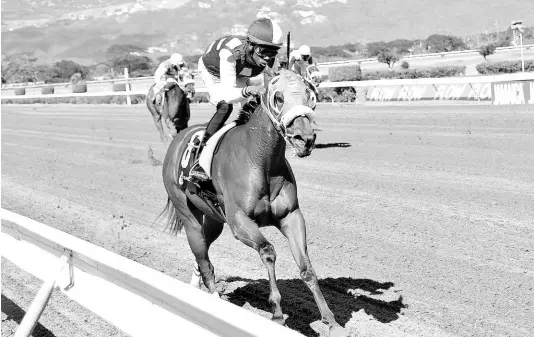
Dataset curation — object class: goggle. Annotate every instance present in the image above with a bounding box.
[254,46,278,59]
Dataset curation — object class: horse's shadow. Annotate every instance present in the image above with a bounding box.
[314,142,351,149]
[221,276,406,336]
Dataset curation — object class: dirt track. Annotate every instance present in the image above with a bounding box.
[1,103,533,337]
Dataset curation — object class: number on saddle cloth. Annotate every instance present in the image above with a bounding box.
[177,130,206,192]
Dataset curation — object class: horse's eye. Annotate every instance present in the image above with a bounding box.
[306,89,316,109]
[275,92,284,104]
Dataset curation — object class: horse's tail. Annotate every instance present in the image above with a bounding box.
[154,196,184,235]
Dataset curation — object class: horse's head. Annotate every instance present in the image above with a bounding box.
[162,81,190,130]
[261,68,317,158]
[182,78,195,99]
[306,65,322,88]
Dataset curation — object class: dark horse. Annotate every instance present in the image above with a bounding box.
[146,81,194,146]
[159,69,348,336]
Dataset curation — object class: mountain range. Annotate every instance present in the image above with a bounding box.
[2,0,534,65]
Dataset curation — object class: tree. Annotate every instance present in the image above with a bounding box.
[425,34,466,52]
[111,54,153,76]
[377,49,400,68]
[1,52,40,83]
[89,63,113,79]
[478,43,497,60]
[53,60,88,80]
[388,39,414,54]
[366,41,390,57]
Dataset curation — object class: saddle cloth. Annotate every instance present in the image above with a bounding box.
[177,121,238,191]
[198,122,237,178]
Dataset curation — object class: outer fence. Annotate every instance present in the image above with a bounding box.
[318,72,534,104]
[2,72,534,105]
[0,209,305,337]
[492,79,534,105]
[315,44,534,67]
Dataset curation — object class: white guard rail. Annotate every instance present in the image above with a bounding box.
[0,209,305,337]
[0,88,208,100]
[2,72,533,103]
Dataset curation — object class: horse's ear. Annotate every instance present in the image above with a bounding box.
[263,67,275,88]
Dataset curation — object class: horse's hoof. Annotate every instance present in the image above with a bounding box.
[329,326,349,337]
[211,291,220,298]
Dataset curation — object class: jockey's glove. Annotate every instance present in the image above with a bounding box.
[243,85,266,97]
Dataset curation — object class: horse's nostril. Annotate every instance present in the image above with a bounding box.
[293,135,304,142]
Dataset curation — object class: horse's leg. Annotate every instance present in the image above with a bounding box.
[161,108,175,146]
[172,97,190,134]
[188,206,204,289]
[279,208,347,336]
[184,200,222,295]
[233,210,285,325]
[189,208,224,292]
[148,104,167,144]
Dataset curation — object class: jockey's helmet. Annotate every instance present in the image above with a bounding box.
[170,53,185,66]
[299,45,311,56]
[299,45,311,62]
[247,18,284,50]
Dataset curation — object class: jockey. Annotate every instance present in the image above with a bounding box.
[190,17,284,181]
[289,45,314,78]
[153,53,186,105]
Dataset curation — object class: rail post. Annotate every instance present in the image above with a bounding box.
[14,254,71,337]
[124,67,131,105]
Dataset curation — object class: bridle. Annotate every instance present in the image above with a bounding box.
[259,74,317,149]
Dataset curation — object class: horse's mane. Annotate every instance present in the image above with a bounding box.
[164,81,179,92]
[235,96,260,125]
[234,69,283,125]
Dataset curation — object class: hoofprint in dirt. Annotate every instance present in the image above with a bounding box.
[1,104,533,337]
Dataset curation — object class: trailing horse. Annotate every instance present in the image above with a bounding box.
[146,81,194,147]
[158,69,347,336]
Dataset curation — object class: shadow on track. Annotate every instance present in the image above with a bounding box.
[1,294,56,337]
[222,277,406,336]
[314,142,351,149]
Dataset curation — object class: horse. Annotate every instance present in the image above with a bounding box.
[306,64,322,88]
[146,80,195,146]
[158,68,348,337]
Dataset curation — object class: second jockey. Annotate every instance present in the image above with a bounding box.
[153,53,186,106]
[189,18,284,181]
[289,45,313,78]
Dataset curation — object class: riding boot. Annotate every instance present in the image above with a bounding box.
[189,101,233,182]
